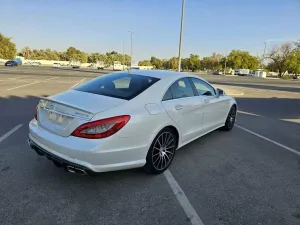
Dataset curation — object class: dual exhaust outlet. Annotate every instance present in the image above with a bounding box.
[65,165,87,175]
[28,139,89,176]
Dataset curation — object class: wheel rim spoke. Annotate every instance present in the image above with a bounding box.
[164,133,171,146]
[157,138,162,148]
[164,153,170,161]
[153,152,160,158]
[154,147,160,151]
[165,150,173,155]
[152,132,176,170]
[166,138,174,147]
[156,157,162,168]
[153,155,160,165]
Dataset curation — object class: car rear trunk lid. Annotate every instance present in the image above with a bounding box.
[37,90,126,137]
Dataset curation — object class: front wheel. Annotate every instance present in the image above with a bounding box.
[144,128,177,174]
[220,105,236,131]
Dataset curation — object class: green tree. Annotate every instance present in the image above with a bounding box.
[59,52,67,61]
[286,51,300,75]
[226,50,259,70]
[266,61,277,72]
[66,47,79,61]
[200,53,222,70]
[0,33,17,59]
[188,54,201,72]
[21,46,32,59]
[267,43,293,77]
[168,57,178,70]
[138,60,152,66]
[181,58,190,71]
[294,40,300,51]
[150,56,163,69]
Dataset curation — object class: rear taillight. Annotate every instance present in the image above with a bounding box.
[71,115,130,139]
[34,107,38,121]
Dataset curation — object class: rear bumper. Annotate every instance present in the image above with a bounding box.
[28,138,93,175]
[29,119,148,173]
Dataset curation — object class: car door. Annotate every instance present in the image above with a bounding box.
[161,78,203,143]
[189,77,229,132]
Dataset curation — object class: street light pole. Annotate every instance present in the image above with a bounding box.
[224,53,227,75]
[177,0,185,72]
[128,31,133,68]
[262,41,267,69]
[122,40,125,70]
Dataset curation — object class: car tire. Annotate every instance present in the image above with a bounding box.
[220,105,236,131]
[144,128,177,174]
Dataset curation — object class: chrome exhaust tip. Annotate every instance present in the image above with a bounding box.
[74,168,87,175]
[65,165,87,175]
[66,165,76,173]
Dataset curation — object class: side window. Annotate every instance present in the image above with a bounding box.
[169,78,195,99]
[162,89,173,101]
[190,78,216,96]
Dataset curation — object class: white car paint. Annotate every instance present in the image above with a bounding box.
[52,63,61,68]
[28,70,237,173]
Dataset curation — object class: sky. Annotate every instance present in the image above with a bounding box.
[1,0,300,61]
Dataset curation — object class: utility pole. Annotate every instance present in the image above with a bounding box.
[177,0,185,72]
[122,40,125,70]
[262,41,267,69]
[128,31,133,68]
[224,53,227,75]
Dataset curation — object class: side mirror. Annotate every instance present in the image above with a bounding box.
[216,88,225,97]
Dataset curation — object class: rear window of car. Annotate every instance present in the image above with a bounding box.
[75,72,160,100]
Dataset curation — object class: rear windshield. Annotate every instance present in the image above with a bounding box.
[75,72,160,100]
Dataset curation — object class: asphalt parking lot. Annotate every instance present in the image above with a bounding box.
[1,66,300,225]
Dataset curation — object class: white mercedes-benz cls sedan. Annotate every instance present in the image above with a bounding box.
[28,70,237,175]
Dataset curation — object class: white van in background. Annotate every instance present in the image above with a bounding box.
[70,61,81,69]
[113,61,123,71]
[235,69,250,76]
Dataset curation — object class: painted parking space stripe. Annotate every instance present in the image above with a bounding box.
[6,77,58,91]
[0,124,23,143]
[164,169,205,225]
[236,124,300,156]
[69,78,86,89]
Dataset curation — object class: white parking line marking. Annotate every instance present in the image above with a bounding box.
[164,169,204,225]
[69,78,86,89]
[70,83,79,89]
[0,124,23,143]
[6,75,31,80]
[6,77,58,91]
[236,125,300,156]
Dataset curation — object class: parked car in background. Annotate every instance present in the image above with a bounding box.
[235,69,250,76]
[5,60,19,67]
[70,61,81,69]
[52,63,61,68]
[213,70,223,75]
[97,61,105,70]
[31,62,41,66]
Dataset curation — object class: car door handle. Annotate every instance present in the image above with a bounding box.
[175,105,184,110]
[204,99,210,104]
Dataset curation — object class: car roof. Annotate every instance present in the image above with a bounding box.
[125,69,193,79]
